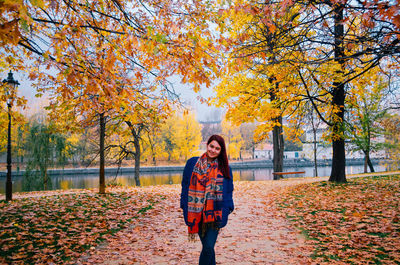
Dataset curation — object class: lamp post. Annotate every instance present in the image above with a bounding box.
[2,71,20,201]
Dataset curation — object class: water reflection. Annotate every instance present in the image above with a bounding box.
[0,164,388,193]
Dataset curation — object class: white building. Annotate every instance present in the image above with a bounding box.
[254,143,272,159]
[254,143,302,159]
[302,127,386,160]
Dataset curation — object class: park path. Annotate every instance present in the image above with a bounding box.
[75,171,400,264]
[75,177,327,265]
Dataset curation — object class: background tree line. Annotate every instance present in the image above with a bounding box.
[2,105,399,172]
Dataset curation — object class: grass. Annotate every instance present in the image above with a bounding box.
[278,174,400,264]
[0,189,163,264]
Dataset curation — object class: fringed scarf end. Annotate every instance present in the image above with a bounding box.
[188,233,197,242]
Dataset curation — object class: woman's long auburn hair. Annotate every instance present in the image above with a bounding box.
[207,135,230,179]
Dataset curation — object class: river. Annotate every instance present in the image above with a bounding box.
[0,163,389,193]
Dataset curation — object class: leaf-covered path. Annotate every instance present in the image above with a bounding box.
[75,171,400,264]
[2,171,399,264]
[74,178,329,265]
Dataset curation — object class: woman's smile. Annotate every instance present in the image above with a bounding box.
[206,140,221,160]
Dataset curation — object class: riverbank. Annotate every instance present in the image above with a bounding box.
[0,158,386,177]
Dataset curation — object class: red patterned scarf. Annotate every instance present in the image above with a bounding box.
[187,153,224,235]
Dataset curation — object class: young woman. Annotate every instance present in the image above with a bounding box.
[180,135,234,265]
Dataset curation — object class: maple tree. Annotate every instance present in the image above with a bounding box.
[141,126,167,166]
[159,113,180,161]
[1,0,221,194]
[114,116,162,186]
[214,0,400,183]
[7,0,220,102]
[103,100,175,186]
[212,2,304,174]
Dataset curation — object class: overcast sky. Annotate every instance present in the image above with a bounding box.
[8,71,223,122]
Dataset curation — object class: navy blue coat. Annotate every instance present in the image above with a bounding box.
[180,157,234,228]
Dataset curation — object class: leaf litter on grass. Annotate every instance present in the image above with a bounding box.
[0,187,164,264]
[278,174,400,264]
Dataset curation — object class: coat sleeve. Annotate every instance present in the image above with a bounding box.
[180,158,194,210]
[227,167,234,213]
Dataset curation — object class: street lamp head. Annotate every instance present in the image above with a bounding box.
[2,71,20,88]
[2,71,20,105]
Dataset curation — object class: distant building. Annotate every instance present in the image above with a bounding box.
[302,127,386,160]
[254,143,303,160]
[254,143,273,159]
[199,120,222,142]
[284,151,303,159]
[302,128,332,160]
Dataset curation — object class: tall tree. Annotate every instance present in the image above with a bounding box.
[3,0,222,191]
[141,125,167,166]
[214,0,400,182]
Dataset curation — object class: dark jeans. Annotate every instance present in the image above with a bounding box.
[198,226,219,265]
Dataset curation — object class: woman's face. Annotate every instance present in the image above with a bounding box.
[206,140,221,160]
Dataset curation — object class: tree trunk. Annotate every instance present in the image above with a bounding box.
[311,112,319,177]
[269,82,284,179]
[42,166,48,190]
[330,137,346,182]
[364,153,368,173]
[365,152,375,172]
[313,127,318,177]
[99,113,106,194]
[272,115,284,180]
[329,4,347,183]
[329,83,346,182]
[125,121,143,187]
[133,132,141,186]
